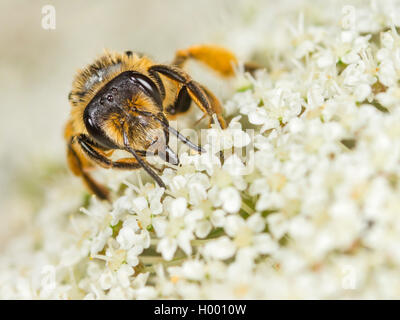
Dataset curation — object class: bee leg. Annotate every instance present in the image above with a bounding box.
[76,134,158,171]
[122,144,176,171]
[77,134,166,188]
[149,65,226,128]
[198,84,224,128]
[76,134,139,170]
[173,44,264,77]
[161,83,219,130]
[164,84,221,129]
[113,157,164,174]
[173,45,238,77]
[67,139,110,201]
[77,139,162,173]
[164,85,192,117]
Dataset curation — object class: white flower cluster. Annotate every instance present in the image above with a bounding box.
[2,0,400,299]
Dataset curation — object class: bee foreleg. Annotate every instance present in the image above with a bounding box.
[77,134,166,188]
[76,134,146,170]
[113,157,164,174]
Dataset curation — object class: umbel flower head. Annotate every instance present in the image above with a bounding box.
[2,0,400,299]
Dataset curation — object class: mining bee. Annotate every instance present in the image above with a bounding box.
[65,45,240,200]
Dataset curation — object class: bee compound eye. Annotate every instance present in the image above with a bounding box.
[83,111,119,149]
[128,72,162,107]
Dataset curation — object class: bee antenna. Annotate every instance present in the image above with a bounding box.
[167,126,205,153]
[123,132,166,189]
[154,117,205,153]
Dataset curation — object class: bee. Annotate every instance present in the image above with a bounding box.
[65,45,240,200]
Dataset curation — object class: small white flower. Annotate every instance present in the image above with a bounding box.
[157,238,178,261]
[219,187,241,214]
[202,236,236,260]
[117,264,134,288]
[170,197,187,218]
[171,260,205,281]
[99,270,115,291]
[295,40,315,59]
[131,197,148,213]
[210,209,226,227]
[116,227,136,250]
[90,227,113,257]
[135,287,158,300]
[222,154,247,176]
[147,187,164,215]
[126,246,142,267]
[317,51,335,68]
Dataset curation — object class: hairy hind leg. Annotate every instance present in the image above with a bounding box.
[173,45,238,77]
[174,44,264,77]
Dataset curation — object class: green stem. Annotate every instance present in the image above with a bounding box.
[149,229,225,247]
[141,255,193,273]
[241,201,254,215]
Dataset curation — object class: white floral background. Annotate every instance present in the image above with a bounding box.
[2,0,400,299]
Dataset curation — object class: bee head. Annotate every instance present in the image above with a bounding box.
[83,70,179,165]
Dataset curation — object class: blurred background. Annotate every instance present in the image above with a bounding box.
[0,0,352,249]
